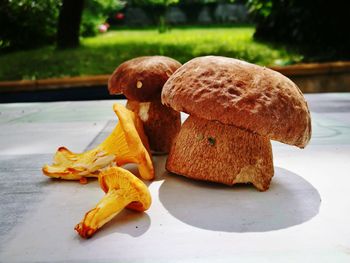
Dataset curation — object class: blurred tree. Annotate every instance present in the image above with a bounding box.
[178,0,216,24]
[57,0,85,49]
[58,0,124,47]
[81,0,125,37]
[246,0,350,60]
[0,0,123,50]
[0,0,60,50]
[135,0,180,33]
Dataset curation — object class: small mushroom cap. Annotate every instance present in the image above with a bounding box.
[108,56,182,102]
[162,56,311,148]
[99,167,151,211]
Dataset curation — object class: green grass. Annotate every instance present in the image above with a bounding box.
[0,26,303,81]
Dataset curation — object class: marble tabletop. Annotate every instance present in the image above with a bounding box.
[0,93,350,263]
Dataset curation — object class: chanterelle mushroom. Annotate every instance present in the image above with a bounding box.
[75,166,151,238]
[108,56,182,154]
[42,103,154,182]
[161,56,311,191]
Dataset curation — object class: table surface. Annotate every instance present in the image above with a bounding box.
[0,93,350,263]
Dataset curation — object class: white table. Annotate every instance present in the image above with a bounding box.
[0,93,350,262]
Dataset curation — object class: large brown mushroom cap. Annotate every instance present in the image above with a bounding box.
[162,56,311,148]
[108,56,182,102]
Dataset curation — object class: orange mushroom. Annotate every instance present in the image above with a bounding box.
[75,166,152,238]
[42,103,154,182]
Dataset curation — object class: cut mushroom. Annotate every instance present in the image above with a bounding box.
[42,103,154,182]
[75,166,151,238]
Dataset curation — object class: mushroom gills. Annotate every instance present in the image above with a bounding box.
[42,103,154,182]
[166,115,274,191]
[75,166,151,238]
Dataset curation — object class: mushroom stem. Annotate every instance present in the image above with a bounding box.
[166,115,274,191]
[126,100,181,154]
[75,167,151,238]
[74,188,133,238]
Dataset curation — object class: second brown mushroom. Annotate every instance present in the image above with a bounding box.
[108,56,182,154]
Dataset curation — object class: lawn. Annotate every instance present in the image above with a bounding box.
[0,26,303,81]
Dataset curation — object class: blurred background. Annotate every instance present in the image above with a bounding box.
[0,0,349,102]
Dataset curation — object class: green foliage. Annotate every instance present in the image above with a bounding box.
[247,0,350,61]
[133,0,180,33]
[0,0,125,49]
[0,26,302,80]
[134,0,179,7]
[145,0,179,6]
[246,0,272,17]
[0,0,61,50]
[81,0,125,37]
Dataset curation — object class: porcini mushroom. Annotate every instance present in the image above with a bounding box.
[75,166,151,238]
[162,56,311,191]
[108,56,182,154]
[42,103,154,182]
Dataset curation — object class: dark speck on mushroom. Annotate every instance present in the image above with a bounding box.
[228,88,241,96]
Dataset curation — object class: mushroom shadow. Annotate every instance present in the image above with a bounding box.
[158,167,321,232]
[122,155,168,183]
[87,210,151,241]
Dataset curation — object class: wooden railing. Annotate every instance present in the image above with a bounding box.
[1,61,350,93]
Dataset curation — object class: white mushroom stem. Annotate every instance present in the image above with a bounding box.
[137,102,151,122]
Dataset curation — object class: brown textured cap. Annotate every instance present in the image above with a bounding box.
[108,56,182,102]
[161,56,312,148]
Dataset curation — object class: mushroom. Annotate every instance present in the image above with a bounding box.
[161,56,311,191]
[42,103,154,182]
[75,166,151,238]
[108,56,182,154]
